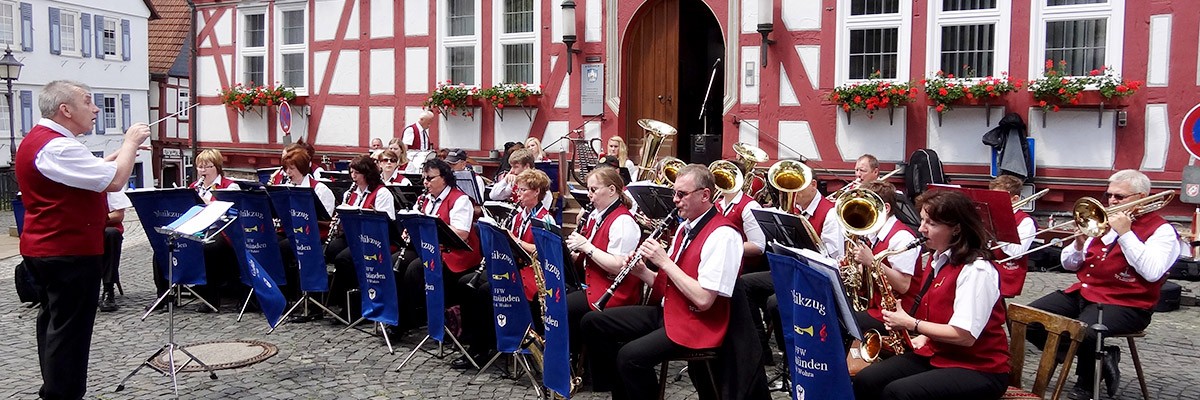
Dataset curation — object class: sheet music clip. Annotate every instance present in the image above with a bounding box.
[626,181,677,220]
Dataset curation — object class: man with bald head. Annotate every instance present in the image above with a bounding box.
[402,111,436,151]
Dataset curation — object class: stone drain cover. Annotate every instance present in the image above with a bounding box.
[149,340,278,372]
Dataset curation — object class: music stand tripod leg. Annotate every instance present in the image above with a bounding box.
[396,335,434,371]
[236,288,255,322]
[141,285,176,321]
[182,285,220,313]
[472,352,508,382]
[115,344,169,392]
[379,322,395,354]
[305,296,351,325]
[176,346,219,380]
[513,352,544,398]
[445,329,479,369]
[268,296,309,334]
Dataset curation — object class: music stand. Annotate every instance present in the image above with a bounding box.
[403,173,426,188]
[626,182,677,220]
[483,201,517,224]
[752,208,821,253]
[212,187,290,323]
[387,184,424,210]
[394,212,476,371]
[116,202,237,396]
[769,241,862,340]
[472,220,540,394]
[264,186,351,332]
[454,169,485,204]
[331,208,402,353]
[568,188,591,211]
[925,184,1019,243]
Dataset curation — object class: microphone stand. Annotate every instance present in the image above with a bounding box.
[543,113,606,151]
[698,58,721,137]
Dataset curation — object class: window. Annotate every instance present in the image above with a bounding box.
[441,0,480,85]
[177,89,190,121]
[0,95,9,137]
[448,0,474,36]
[102,18,118,57]
[59,10,78,55]
[281,10,303,45]
[839,0,911,83]
[276,7,306,92]
[245,14,265,47]
[243,56,264,86]
[448,46,474,84]
[282,53,303,87]
[103,96,118,129]
[928,0,1010,78]
[1031,0,1123,77]
[240,11,266,85]
[494,0,538,85]
[0,2,14,48]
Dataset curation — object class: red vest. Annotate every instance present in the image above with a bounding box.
[512,206,550,301]
[913,260,1010,374]
[795,196,834,237]
[1065,213,1172,310]
[388,170,407,184]
[16,125,107,257]
[992,210,1035,298]
[866,221,918,321]
[406,123,424,150]
[434,188,483,273]
[345,184,384,210]
[105,196,125,234]
[655,211,735,349]
[269,168,286,185]
[583,203,641,310]
[189,176,235,190]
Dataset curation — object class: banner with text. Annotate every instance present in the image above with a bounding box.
[245,250,287,328]
[267,187,328,292]
[400,214,445,341]
[340,210,399,326]
[533,226,571,399]
[478,221,532,353]
[214,190,287,287]
[126,189,206,285]
[767,253,853,400]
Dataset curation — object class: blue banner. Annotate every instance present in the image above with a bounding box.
[245,250,287,328]
[267,187,328,292]
[214,190,287,287]
[340,210,399,326]
[766,253,853,400]
[478,221,532,353]
[126,189,206,285]
[532,226,570,399]
[399,214,445,341]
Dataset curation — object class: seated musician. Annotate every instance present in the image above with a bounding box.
[376,150,411,185]
[326,155,396,317]
[393,158,483,357]
[581,164,743,398]
[190,149,241,311]
[525,137,547,162]
[853,189,1009,400]
[459,169,556,368]
[489,148,552,209]
[855,154,881,182]
[387,138,410,171]
[99,190,131,312]
[563,166,641,353]
[605,136,638,182]
[988,175,1036,298]
[1027,169,1179,399]
[269,142,306,185]
[713,168,766,273]
[793,181,846,258]
[445,148,487,198]
[844,181,921,342]
[281,148,335,217]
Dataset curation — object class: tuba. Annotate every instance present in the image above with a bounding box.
[635,119,677,181]
[655,157,686,186]
[732,142,768,193]
[834,188,887,312]
[766,159,813,214]
[709,159,744,201]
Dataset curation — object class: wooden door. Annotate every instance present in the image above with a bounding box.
[623,0,680,165]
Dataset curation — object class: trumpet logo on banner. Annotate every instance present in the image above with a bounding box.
[532,226,572,399]
[340,210,399,327]
[478,221,532,354]
[767,252,853,400]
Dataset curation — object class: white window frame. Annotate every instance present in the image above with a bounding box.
[438,0,482,86]
[101,16,120,59]
[274,4,307,95]
[58,9,81,57]
[835,0,912,85]
[1029,0,1124,79]
[102,95,120,130]
[0,1,20,52]
[926,0,1011,79]
[491,0,540,86]
[177,88,190,122]
[0,95,9,138]
[238,7,267,86]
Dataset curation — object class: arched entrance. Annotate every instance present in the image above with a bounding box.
[622,0,725,168]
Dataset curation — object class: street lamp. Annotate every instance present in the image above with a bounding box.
[0,47,23,165]
[757,0,775,68]
[561,0,581,75]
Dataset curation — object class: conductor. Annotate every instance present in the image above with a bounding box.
[15,80,150,399]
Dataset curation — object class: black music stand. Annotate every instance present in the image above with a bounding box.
[403,173,426,188]
[926,184,1019,243]
[386,184,424,210]
[752,208,820,253]
[454,169,485,204]
[482,201,517,224]
[116,202,237,396]
[394,212,476,371]
[626,182,676,220]
[264,185,351,332]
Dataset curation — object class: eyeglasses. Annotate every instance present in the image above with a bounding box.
[378,158,397,163]
[1104,192,1135,201]
[423,175,440,182]
[516,187,532,193]
[673,188,703,199]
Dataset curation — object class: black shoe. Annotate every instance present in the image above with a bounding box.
[1068,384,1094,400]
[450,350,494,370]
[98,290,119,312]
[1101,346,1121,397]
[287,313,322,323]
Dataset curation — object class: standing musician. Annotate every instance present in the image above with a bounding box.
[460,169,556,368]
[713,171,766,273]
[376,150,411,185]
[581,164,743,398]
[402,111,435,151]
[326,155,396,316]
[189,149,241,311]
[563,166,641,352]
[989,175,1036,298]
[853,189,1009,400]
[489,148,552,209]
[1027,169,1179,399]
[394,158,484,361]
[845,181,921,339]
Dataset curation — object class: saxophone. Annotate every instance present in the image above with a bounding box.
[858,237,926,363]
[523,239,582,398]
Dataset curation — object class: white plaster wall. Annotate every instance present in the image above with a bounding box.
[1143,104,1169,171]
[237,113,270,144]
[741,47,760,104]
[213,8,232,46]
[738,119,759,148]
[779,66,798,106]
[542,121,569,153]
[405,47,429,94]
[313,51,330,95]
[404,106,424,131]
[551,1,562,44]
[313,1,342,41]
[315,106,360,147]
[925,107,1006,165]
[370,0,394,38]
[327,50,360,95]
[1028,109,1115,169]
[369,107,395,144]
[796,45,820,89]
[585,0,601,42]
[344,1,360,40]
[779,121,819,160]
[196,56,221,96]
[783,0,821,31]
[1148,15,1171,87]
[285,109,309,143]
[405,0,429,36]
[370,49,396,94]
[494,111,537,150]
[440,113,483,150]
[196,106,232,142]
[836,109,906,162]
[555,72,571,109]
[740,0,760,34]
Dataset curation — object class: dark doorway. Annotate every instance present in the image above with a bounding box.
[675,0,724,165]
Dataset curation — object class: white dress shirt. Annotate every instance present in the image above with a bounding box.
[717,191,766,253]
[32,119,117,192]
[343,185,396,220]
[586,201,641,257]
[415,186,473,232]
[799,195,845,259]
[928,253,1000,339]
[997,212,1036,258]
[107,191,132,212]
[196,175,241,203]
[867,216,919,275]
[1060,223,1181,282]
[668,210,744,297]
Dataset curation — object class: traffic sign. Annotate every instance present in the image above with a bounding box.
[1179,103,1200,160]
[279,101,292,135]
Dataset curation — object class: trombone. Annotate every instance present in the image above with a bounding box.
[826,167,904,201]
[998,190,1176,263]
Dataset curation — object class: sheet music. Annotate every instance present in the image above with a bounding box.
[773,241,862,340]
[173,201,234,236]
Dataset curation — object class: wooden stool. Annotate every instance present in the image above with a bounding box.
[1108,331,1149,400]
[658,349,719,400]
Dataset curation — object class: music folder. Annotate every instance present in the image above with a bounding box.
[926,184,1019,243]
[482,201,516,223]
[567,188,591,211]
[453,170,484,205]
[769,241,862,340]
[162,201,236,242]
[395,211,471,251]
[752,207,820,253]
[626,181,677,220]
[478,218,533,267]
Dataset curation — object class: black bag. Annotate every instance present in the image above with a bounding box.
[904,149,947,200]
[14,261,40,304]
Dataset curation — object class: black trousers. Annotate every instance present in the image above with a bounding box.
[853,352,1008,400]
[739,271,781,362]
[324,236,354,308]
[1026,290,1152,388]
[582,305,714,400]
[566,290,591,354]
[100,227,122,291]
[396,248,472,330]
[193,238,239,307]
[26,255,103,400]
[462,279,545,354]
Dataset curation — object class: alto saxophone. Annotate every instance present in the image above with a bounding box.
[858,237,927,363]
[524,239,582,397]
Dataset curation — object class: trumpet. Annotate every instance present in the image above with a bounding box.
[998,190,1176,263]
[593,208,679,310]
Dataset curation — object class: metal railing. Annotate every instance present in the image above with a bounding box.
[0,167,14,211]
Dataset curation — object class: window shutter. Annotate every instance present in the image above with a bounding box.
[121,19,130,61]
[19,3,31,52]
[19,90,31,135]
[94,15,104,59]
[80,13,91,57]
[48,8,60,55]
[120,94,130,131]
[93,93,104,134]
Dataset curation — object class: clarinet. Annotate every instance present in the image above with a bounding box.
[592,208,678,310]
[324,183,357,246]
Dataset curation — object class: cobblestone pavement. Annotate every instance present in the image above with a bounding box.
[0,211,1197,399]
